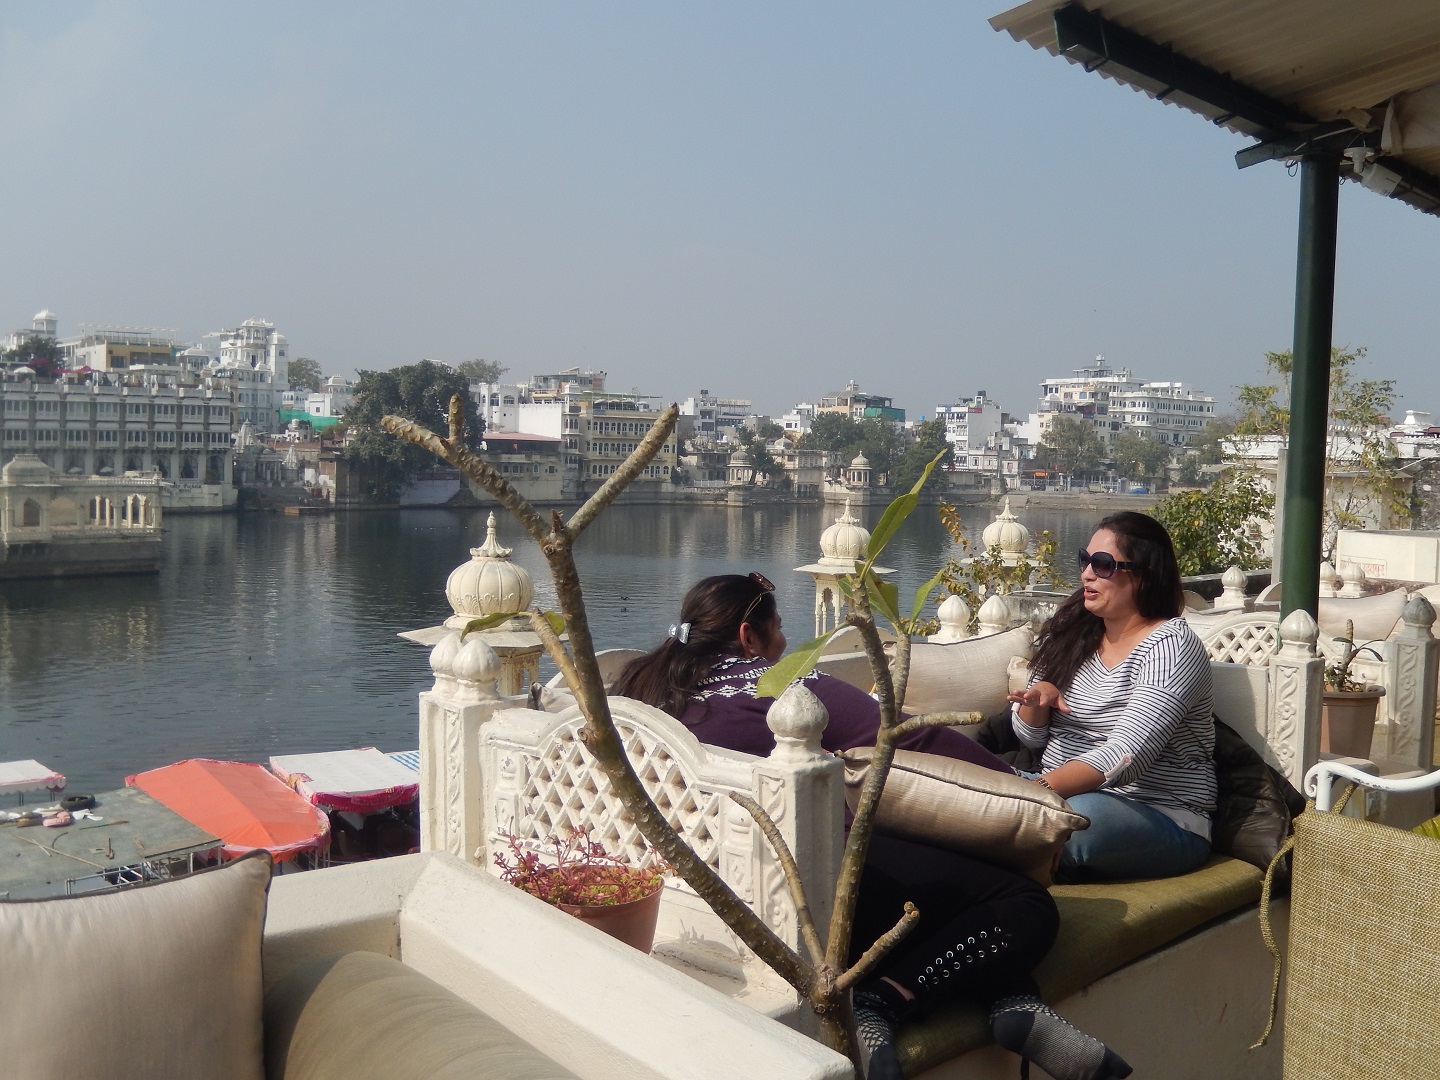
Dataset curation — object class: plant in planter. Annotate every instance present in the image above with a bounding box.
[495,830,668,953]
[1322,619,1386,758]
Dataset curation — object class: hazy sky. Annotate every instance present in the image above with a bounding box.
[4,2,1438,421]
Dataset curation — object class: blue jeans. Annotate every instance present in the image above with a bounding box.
[1022,775,1211,882]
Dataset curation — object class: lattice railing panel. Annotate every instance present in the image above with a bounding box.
[1204,624,1279,666]
[512,716,727,870]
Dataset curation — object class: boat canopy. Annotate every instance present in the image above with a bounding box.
[269,747,420,814]
[127,758,329,862]
[0,759,66,798]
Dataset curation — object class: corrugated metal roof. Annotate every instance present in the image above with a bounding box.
[991,0,1440,215]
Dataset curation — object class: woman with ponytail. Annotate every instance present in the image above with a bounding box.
[1009,511,1215,883]
[616,573,1131,1080]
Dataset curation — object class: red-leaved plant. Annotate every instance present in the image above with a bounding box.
[495,830,667,907]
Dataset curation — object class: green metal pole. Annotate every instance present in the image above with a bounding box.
[1280,154,1339,621]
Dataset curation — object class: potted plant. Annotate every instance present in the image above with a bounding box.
[495,830,668,953]
[1321,619,1386,758]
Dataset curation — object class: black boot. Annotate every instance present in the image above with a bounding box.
[853,981,910,1080]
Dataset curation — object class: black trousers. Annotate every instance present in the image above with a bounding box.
[848,834,1059,1009]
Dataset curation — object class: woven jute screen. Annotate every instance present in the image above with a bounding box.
[1283,810,1440,1079]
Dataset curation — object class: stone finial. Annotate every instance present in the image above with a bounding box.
[430,631,462,680]
[444,513,535,627]
[978,593,1010,636]
[1278,607,1320,657]
[932,594,972,643]
[1317,560,1339,598]
[1401,594,1437,635]
[452,635,501,693]
[766,683,829,761]
[981,497,1030,567]
[818,498,871,566]
[1218,565,1247,610]
[1338,562,1367,598]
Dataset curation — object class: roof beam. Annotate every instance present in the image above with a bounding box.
[1051,4,1310,138]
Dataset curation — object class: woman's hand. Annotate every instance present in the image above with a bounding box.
[1008,680,1067,720]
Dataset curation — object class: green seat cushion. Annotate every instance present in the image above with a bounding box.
[898,854,1264,1075]
[264,950,581,1080]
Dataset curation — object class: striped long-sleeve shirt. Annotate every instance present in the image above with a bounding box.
[1012,617,1216,838]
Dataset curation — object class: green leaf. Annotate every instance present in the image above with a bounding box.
[459,612,513,638]
[864,450,946,564]
[541,610,566,636]
[865,573,900,626]
[909,568,947,623]
[755,631,837,698]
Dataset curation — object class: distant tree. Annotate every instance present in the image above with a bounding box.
[4,336,62,379]
[856,417,908,476]
[456,358,509,382]
[736,424,784,484]
[1040,416,1103,481]
[288,356,323,393]
[343,360,478,499]
[1176,454,1203,486]
[1191,416,1237,465]
[1233,344,1409,557]
[891,419,952,494]
[1109,429,1173,486]
[799,413,863,454]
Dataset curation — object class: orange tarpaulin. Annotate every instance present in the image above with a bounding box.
[127,758,329,862]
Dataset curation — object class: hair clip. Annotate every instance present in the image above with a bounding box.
[668,621,691,645]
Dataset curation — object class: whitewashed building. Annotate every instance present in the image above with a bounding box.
[1034,356,1216,448]
[205,318,291,433]
[935,391,1004,453]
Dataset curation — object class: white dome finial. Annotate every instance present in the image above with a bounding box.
[444,512,534,626]
[818,498,871,566]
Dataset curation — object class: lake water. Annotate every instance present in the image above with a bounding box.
[0,501,1106,793]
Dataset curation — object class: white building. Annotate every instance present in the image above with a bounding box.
[679,391,753,444]
[5,309,58,351]
[935,391,1004,453]
[469,380,529,434]
[0,368,238,511]
[1036,356,1215,447]
[780,402,816,440]
[205,318,291,433]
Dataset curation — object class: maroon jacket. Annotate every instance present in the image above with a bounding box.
[677,655,1014,775]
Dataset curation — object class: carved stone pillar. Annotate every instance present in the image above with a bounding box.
[419,631,502,864]
[1268,608,1324,790]
[1385,596,1439,770]
[752,684,843,953]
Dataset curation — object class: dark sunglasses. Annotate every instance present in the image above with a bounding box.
[740,571,776,624]
[1077,548,1132,579]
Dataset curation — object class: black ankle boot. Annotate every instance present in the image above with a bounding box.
[853,982,911,1080]
[988,995,1132,1080]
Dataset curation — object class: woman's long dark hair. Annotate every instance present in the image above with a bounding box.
[1031,511,1184,692]
[612,575,779,719]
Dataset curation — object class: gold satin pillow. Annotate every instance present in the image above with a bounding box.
[0,850,272,1080]
[840,747,1089,885]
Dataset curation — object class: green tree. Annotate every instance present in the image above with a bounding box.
[891,419,952,494]
[1191,416,1237,465]
[1176,454,1203,486]
[1233,345,1409,556]
[343,360,478,499]
[735,423,784,484]
[799,413,863,454]
[1152,469,1275,575]
[1040,415,1103,481]
[456,358,509,382]
[288,356,323,392]
[1109,429,1173,486]
[4,335,63,379]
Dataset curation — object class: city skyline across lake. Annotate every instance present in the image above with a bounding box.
[0,502,1105,794]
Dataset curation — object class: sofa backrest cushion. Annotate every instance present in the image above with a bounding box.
[902,627,1034,718]
[265,950,581,1080]
[0,849,272,1080]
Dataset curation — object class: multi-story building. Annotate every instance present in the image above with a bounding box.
[818,381,905,425]
[935,391,1004,453]
[0,369,238,511]
[5,309,58,351]
[1035,357,1215,447]
[780,402,816,440]
[679,391,752,444]
[205,318,291,433]
[62,328,177,371]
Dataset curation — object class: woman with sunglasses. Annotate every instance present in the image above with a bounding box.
[1008,511,1215,883]
[616,574,1131,1080]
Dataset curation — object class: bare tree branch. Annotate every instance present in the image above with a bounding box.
[890,711,982,739]
[447,393,465,446]
[528,609,581,694]
[566,405,679,537]
[730,792,826,967]
[836,903,920,992]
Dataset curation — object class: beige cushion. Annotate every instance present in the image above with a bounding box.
[840,747,1089,885]
[0,849,272,1080]
[903,626,1034,717]
[1316,588,1407,643]
[265,950,581,1080]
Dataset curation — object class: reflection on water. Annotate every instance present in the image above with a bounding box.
[0,501,1103,792]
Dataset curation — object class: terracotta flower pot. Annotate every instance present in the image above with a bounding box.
[1321,685,1385,759]
[557,881,664,953]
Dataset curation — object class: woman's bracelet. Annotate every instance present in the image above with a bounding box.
[1035,775,1055,791]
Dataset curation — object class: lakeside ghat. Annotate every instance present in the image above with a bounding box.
[0,502,1113,793]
